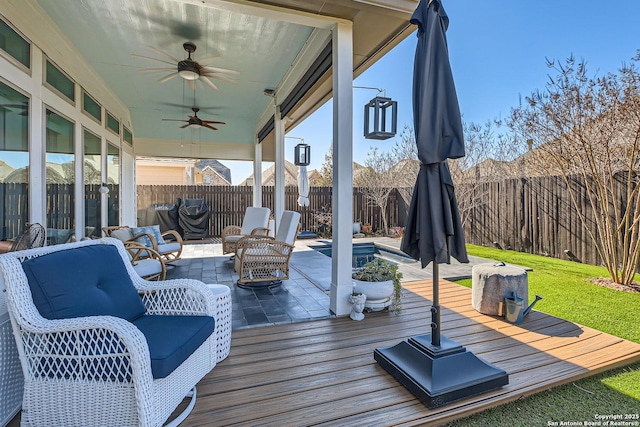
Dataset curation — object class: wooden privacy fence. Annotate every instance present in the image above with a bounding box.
[462,174,622,267]
[136,185,402,237]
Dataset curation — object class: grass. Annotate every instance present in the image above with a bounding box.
[443,244,640,426]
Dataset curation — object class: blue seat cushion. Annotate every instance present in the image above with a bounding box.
[132,315,214,379]
[22,245,146,321]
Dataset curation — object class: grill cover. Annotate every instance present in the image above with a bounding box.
[178,199,209,240]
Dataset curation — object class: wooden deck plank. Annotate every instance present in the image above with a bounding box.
[182,279,640,426]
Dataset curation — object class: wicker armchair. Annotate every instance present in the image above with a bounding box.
[0,223,46,254]
[221,207,271,255]
[235,210,300,288]
[103,225,183,263]
[0,238,218,427]
[124,241,167,281]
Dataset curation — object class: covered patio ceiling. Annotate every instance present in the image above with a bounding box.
[34,0,417,162]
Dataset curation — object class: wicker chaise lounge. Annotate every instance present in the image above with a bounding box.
[0,238,218,427]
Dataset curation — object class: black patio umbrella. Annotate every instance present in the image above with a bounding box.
[400,0,468,347]
[374,0,508,408]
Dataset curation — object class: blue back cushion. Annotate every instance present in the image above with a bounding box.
[22,245,146,321]
[131,225,165,247]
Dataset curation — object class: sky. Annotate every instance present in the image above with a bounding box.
[227,0,640,184]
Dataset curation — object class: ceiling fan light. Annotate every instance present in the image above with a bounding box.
[190,124,201,129]
[178,60,200,80]
[178,69,199,80]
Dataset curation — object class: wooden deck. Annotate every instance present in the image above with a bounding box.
[185,279,640,426]
[8,279,640,427]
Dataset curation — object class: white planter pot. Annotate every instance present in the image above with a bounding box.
[353,279,394,311]
[353,222,361,234]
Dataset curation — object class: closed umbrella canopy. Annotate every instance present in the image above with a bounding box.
[297,166,310,207]
[375,1,508,407]
[400,0,468,268]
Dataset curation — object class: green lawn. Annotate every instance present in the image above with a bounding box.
[443,244,640,426]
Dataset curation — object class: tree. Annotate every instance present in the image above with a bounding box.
[317,145,333,186]
[392,125,420,209]
[451,120,523,228]
[509,54,640,285]
[392,122,522,229]
[357,146,400,234]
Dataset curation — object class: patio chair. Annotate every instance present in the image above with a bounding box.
[235,210,301,288]
[0,238,218,427]
[125,241,167,281]
[103,224,183,263]
[0,223,46,254]
[221,206,271,255]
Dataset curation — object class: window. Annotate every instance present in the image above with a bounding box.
[123,126,133,146]
[106,112,120,135]
[84,129,101,238]
[0,18,30,69]
[46,109,75,245]
[107,143,120,226]
[0,81,29,240]
[45,60,75,103]
[82,91,101,122]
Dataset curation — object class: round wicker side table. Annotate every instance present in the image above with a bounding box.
[206,284,232,362]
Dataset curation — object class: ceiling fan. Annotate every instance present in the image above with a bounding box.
[162,107,226,131]
[132,42,239,91]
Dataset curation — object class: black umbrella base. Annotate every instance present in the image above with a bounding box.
[374,334,508,408]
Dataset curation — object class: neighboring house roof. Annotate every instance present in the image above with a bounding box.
[0,160,16,182]
[242,162,367,186]
[240,160,299,186]
[307,169,323,186]
[199,165,231,185]
[195,159,231,184]
[4,165,67,184]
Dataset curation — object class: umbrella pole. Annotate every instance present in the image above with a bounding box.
[431,262,440,347]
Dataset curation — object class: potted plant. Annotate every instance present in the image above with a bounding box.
[352,258,403,313]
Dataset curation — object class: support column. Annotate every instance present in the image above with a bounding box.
[253,137,263,207]
[273,106,285,231]
[330,21,354,316]
[28,47,45,226]
[74,105,84,241]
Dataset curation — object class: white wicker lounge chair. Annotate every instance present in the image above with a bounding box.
[235,210,301,288]
[0,238,218,427]
[221,206,271,255]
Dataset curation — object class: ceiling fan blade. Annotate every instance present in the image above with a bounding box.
[201,72,238,84]
[159,102,224,111]
[158,72,180,83]
[162,118,188,122]
[180,124,190,129]
[202,119,226,125]
[137,67,176,73]
[200,76,219,91]
[131,53,175,66]
[144,46,180,63]
[202,124,219,131]
[197,55,222,64]
[200,65,240,75]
